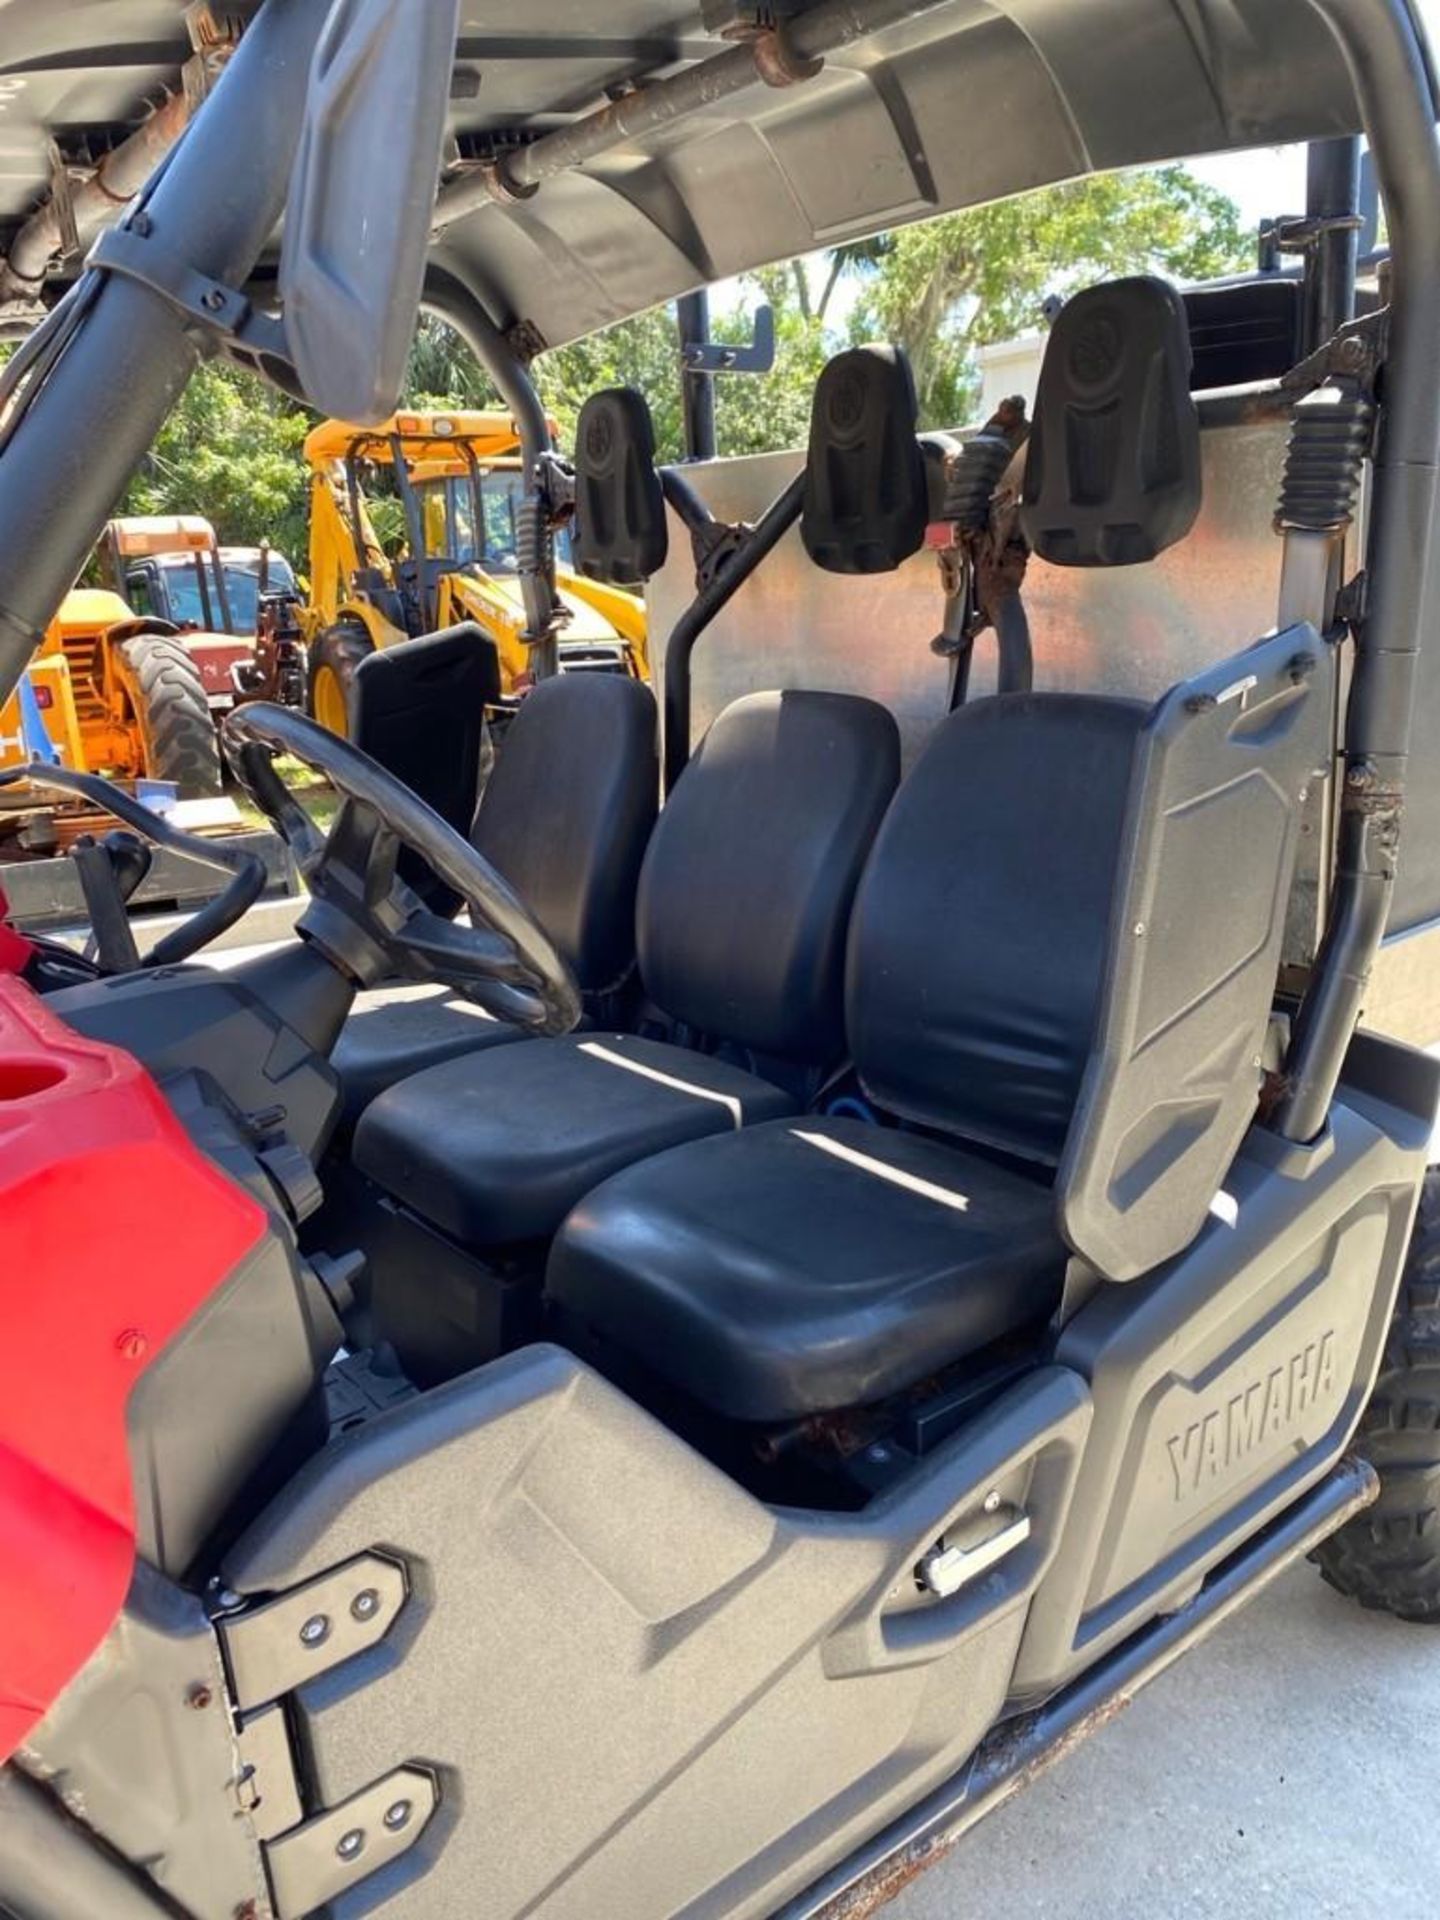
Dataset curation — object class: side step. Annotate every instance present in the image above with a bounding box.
[782,1454,1377,1920]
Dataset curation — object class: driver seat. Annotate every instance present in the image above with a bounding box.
[332,660,658,1124]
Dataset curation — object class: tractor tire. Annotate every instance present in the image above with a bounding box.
[1316,1167,1440,1622]
[116,631,223,798]
[308,624,374,740]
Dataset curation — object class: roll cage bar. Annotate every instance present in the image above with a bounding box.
[0,0,1435,1151]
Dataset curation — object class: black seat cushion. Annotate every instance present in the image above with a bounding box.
[638,690,899,1064]
[548,1116,1065,1422]
[330,985,526,1127]
[354,1032,796,1247]
[473,672,658,995]
[847,693,1146,1166]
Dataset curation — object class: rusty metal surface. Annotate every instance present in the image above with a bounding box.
[646,418,1293,772]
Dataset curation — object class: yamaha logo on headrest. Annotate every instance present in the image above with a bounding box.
[585,410,616,465]
[829,368,867,434]
[1069,311,1122,389]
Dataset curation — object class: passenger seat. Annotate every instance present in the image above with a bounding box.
[352,686,900,1247]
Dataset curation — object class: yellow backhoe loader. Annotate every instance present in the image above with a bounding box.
[300,410,649,737]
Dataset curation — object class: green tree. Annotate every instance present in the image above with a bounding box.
[120,357,314,559]
[534,308,687,459]
[403,292,827,464]
[709,269,829,458]
[2,159,1250,564]
[846,165,1250,424]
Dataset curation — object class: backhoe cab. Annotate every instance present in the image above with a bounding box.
[302,410,648,737]
[0,3,1438,1920]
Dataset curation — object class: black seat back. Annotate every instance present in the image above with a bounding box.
[638,690,899,1064]
[1020,276,1202,568]
[801,346,929,575]
[352,624,500,913]
[353,630,658,995]
[847,693,1146,1167]
[572,388,668,586]
[474,673,658,996]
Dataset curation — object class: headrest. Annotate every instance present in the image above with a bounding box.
[1020,277,1201,568]
[801,346,928,575]
[572,387,668,586]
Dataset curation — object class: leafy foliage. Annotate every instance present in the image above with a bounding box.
[26,162,1249,556]
[849,167,1251,424]
[119,355,314,561]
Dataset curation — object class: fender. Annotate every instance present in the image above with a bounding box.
[0,977,265,1759]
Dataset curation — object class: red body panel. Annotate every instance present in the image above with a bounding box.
[0,884,36,977]
[0,976,265,1758]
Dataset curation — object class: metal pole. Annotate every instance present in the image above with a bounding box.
[432,0,958,230]
[423,271,562,676]
[663,471,806,791]
[678,290,718,461]
[0,0,328,706]
[1302,136,1362,351]
[1276,0,1440,1140]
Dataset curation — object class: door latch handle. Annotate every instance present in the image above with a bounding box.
[916,1513,1032,1599]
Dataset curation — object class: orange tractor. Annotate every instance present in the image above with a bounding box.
[0,516,292,797]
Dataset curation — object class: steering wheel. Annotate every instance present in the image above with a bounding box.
[223,703,580,1035]
[0,762,266,968]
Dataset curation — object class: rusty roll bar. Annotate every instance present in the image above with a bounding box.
[0,93,194,310]
[1276,0,1440,1140]
[433,0,958,229]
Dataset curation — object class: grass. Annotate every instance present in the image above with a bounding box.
[231,756,341,836]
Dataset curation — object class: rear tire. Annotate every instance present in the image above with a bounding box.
[1316,1168,1440,1622]
[308,624,374,740]
[115,631,223,798]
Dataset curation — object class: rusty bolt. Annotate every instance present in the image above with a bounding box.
[186,1683,213,1711]
[115,1329,148,1361]
[233,1903,259,1920]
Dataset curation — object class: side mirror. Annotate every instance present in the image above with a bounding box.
[280,0,460,425]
